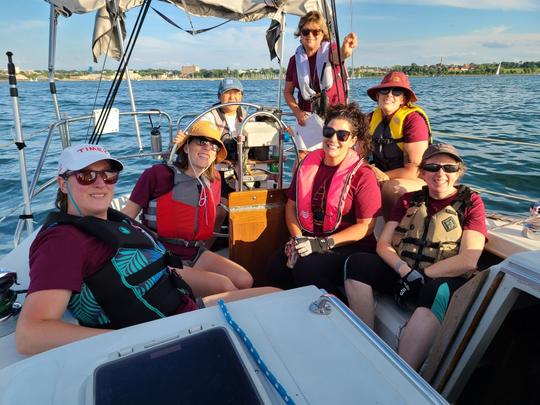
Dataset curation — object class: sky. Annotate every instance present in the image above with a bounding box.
[1,0,539,71]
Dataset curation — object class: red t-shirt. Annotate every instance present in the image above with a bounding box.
[287,162,382,251]
[129,164,221,258]
[389,189,487,237]
[285,42,344,113]
[368,110,429,143]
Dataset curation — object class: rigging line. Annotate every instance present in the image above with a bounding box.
[85,12,114,141]
[329,0,348,103]
[151,6,232,35]
[90,0,149,143]
[349,0,353,79]
[90,1,147,143]
[179,0,196,33]
[91,0,152,144]
[321,0,347,105]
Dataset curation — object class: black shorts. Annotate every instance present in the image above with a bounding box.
[345,252,467,322]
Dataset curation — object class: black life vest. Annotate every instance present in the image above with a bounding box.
[41,209,195,329]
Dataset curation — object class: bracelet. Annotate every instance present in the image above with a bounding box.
[393,260,406,273]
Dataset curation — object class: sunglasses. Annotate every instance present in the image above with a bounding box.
[191,137,221,152]
[421,163,461,173]
[322,126,352,142]
[378,88,405,97]
[64,169,119,185]
[301,28,322,37]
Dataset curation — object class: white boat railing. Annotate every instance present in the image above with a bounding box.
[6,109,173,247]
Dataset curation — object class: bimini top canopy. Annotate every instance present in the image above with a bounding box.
[47,0,327,61]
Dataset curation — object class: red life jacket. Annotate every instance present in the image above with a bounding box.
[296,149,363,234]
[146,165,219,244]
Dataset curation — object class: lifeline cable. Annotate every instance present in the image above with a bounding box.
[218,300,296,404]
[89,0,152,145]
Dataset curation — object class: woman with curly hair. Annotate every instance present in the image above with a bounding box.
[266,103,381,297]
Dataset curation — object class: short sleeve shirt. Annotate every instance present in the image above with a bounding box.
[288,161,382,251]
[129,164,221,258]
[389,189,487,237]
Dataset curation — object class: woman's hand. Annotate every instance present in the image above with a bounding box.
[341,32,358,59]
[295,110,310,126]
[174,130,187,145]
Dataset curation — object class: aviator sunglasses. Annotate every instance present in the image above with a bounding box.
[421,163,461,173]
[322,126,352,142]
[378,88,405,97]
[63,169,120,186]
[191,137,221,152]
[301,28,322,37]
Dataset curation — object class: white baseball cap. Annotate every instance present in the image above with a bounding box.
[58,144,124,175]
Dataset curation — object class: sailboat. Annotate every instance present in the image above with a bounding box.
[0,1,539,404]
[496,62,502,75]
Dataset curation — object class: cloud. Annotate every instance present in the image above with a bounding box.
[359,28,540,66]
[355,0,539,11]
[0,20,48,33]
[483,42,510,49]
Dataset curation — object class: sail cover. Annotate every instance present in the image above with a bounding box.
[46,0,325,61]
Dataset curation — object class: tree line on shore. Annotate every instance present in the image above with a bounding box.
[3,61,539,81]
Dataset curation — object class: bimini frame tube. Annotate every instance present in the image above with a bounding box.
[48,4,68,148]
[6,52,34,244]
[113,1,143,151]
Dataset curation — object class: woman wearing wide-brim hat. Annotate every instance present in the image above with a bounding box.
[365,71,431,217]
[122,120,254,296]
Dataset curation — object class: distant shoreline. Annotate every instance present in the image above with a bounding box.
[3,72,539,83]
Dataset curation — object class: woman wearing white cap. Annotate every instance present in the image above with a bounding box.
[16,143,278,355]
[344,143,486,370]
[122,121,254,297]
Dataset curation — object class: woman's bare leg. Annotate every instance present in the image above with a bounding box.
[344,279,376,329]
[398,307,441,371]
[202,287,281,307]
[196,250,253,289]
[179,267,237,297]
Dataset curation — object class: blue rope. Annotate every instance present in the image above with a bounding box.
[218,299,296,404]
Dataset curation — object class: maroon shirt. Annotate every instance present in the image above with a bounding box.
[389,189,487,237]
[129,164,221,258]
[368,110,430,143]
[28,222,198,313]
[288,162,382,251]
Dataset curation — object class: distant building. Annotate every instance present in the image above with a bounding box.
[181,65,200,77]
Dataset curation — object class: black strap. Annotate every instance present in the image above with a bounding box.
[401,250,436,264]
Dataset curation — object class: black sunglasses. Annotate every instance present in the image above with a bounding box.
[378,88,405,97]
[322,126,352,142]
[190,136,222,152]
[421,163,461,173]
[301,28,322,37]
[64,170,119,186]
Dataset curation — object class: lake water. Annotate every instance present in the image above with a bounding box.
[0,75,539,255]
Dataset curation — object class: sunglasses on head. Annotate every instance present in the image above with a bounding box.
[378,88,405,97]
[421,163,461,173]
[322,126,352,142]
[64,169,119,185]
[301,28,322,37]
[191,137,221,152]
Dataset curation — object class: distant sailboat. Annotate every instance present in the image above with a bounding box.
[496,62,502,75]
